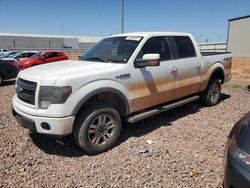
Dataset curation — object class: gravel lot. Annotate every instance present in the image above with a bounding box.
[0,80,249,188]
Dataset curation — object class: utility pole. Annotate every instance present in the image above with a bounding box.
[121,0,124,33]
[13,40,16,49]
[61,24,64,48]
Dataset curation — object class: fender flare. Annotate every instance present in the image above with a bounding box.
[205,66,225,89]
[209,67,225,81]
[72,87,130,116]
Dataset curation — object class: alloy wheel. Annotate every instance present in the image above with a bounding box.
[87,114,115,146]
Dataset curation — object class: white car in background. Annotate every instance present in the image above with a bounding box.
[0,49,10,57]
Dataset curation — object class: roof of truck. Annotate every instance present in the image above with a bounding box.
[112,32,191,37]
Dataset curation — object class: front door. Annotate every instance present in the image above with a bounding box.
[130,36,179,112]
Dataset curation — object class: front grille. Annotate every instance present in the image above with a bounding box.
[16,78,37,105]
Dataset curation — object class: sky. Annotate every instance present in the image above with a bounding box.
[0,0,249,42]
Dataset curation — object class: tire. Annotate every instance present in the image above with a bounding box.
[200,79,221,106]
[0,74,3,86]
[73,104,122,155]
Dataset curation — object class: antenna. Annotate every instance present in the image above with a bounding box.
[121,0,124,33]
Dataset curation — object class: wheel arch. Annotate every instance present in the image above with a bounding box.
[203,63,225,90]
[73,87,130,117]
[209,67,225,84]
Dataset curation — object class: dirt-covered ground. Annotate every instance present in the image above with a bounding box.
[0,80,249,187]
[232,57,250,81]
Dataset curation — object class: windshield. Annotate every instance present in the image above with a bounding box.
[31,52,42,58]
[80,36,142,63]
[8,53,18,58]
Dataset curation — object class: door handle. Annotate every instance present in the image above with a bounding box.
[170,66,177,73]
[195,63,201,69]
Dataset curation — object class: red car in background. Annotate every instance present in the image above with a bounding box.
[18,50,68,69]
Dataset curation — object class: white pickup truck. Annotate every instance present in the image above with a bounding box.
[12,32,231,154]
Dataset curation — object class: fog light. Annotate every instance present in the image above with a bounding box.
[41,122,51,130]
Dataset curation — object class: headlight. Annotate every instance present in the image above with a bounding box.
[228,135,250,171]
[39,86,72,109]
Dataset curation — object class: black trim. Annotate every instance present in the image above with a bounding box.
[115,73,131,79]
[201,52,231,56]
[228,15,250,21]
[16,78,37,105]
[208,66,225,84]
[167,36,179,59]
[12,108,37,132]
[72,88,130,116]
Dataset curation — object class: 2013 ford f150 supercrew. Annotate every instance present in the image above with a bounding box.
[12,32,231,154]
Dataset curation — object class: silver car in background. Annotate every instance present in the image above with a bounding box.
[0,51,38,63]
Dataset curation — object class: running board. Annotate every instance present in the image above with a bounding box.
[127,95,200,123]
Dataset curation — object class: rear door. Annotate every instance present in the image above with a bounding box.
[56,52,66,61]
[43,52,56,63]
[51,52,65,62]
[167,36,201,97]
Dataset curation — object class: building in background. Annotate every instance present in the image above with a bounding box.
[227,15,250,57]
[0,33,102,50]
[78,36,103,49]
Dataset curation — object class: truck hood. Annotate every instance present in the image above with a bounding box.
[19,60,117,81]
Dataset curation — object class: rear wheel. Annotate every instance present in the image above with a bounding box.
[73,104,122,155]
[200,79,221,106]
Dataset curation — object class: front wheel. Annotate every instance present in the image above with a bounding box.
[200,79,221,106]
[73,104,122,155]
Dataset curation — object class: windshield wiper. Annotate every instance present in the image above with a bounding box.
[83,57,107,62]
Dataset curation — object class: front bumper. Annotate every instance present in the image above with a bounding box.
[224,152,250,188]
[12,105,75,136]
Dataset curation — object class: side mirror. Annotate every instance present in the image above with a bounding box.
[135,54,160,68]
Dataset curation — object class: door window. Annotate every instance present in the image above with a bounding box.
[137,36,172,61]
[44,53,53,59]
[172,36,196,58]
[18,53,33,58]
[51,52,62,57]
